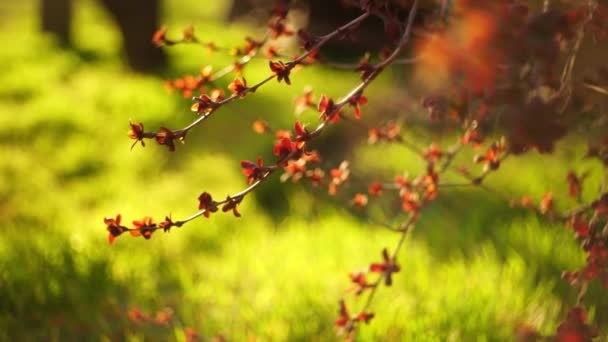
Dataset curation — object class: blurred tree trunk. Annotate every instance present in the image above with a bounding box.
[40,0,72,44]
[100,0,167,72]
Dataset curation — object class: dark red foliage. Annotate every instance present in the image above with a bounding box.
[222,196,242,218]
[273,136,298,163]
[191,94,219,114]
[269,61,292,84]
[127,122,145,148]
[555,307,598,342]
[152,27,168,47]
[158,215,181,232]
[105,214,127,244]
[228,77,248,98]
[508,98,567,154]
[369,248,400,286]
[241,157,268,185]
[318,95,339,122]
[297,29,320,51]
[269,19,293,39]
[132,217,156,240]
[155,127,177,152]
[198,192,218,218]
[355,54,375,80]
[347,93,368,119]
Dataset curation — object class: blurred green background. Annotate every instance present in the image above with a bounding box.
[0,0,606,340]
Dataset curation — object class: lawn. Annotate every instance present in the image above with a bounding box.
[0,0,605,341]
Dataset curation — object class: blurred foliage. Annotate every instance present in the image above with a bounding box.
[0,0,606,340]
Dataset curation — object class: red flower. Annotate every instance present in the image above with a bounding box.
[352,193,368,208]
[424,143,443,162]
[474,140,504,171]
[294,87,315,115]
[297,29,320,51]
[252,120,270,134]
[152,26,168,47]
[127,121,145,149]
[356,312,375,324]
[349,272,372,295]
[293,121,310,145]
[159,215,181,232]
[540,192,554,214]
[305,168,325,186]
[566,171,584,199]
[401,191,419,212]
[155,127,177,152]
[335,300,351,328]
[241,157,267,185]
[222,196,242,218]
[182,25,195,42]
[368,122,401,144]
[275,129,291,140]
[462,129,484,147]
[329,161,350,195]
[318,95,339,122]
[132,216,156,240]
[355,53,375,80]
[348,94,368,119]
[568,215,590,239]
[395,174,411,190]
[228,77,248,98]
[592,194,608,216]
[269,19,293,39]
[368,182,383,196]
[184,327,199,342]
[280,158,307,183]
[198,192,218,218]
[555,307,598,342]
[265,46,279,59]
[128,307,148,323]
[274,136,298,162]
[191,94,218,114]
[269,61,292,85]
[244,36,264,55]
[272,2,289,20]
[424,166,439,201]
[369,248,400,286]
[105,214,127,244]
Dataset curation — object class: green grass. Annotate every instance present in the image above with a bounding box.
[0,0,606,341]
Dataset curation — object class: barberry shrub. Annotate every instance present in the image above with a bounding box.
[107,0,608,339]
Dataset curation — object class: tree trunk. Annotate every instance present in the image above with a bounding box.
[100,0,167,72]
[40,0,72,44]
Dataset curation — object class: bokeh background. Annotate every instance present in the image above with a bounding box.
[0,0,606,340]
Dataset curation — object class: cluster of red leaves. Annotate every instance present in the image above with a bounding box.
[241,157,268,185]
[104,214,173,244]
[191,92,223,115]
[329,161,351,196]
[347,93,368,119]
[294,87,316,115]
[164,66,215,98]
[127,307,200,341]
[197,192,242,218]
[555,307,598,342]
[562,194,608,289]
[368,122,400,144]
[319,95,340,122]
[227,77,248,98]
[269,60,292,85]
[335,300,375,338]
[473,138,506,171]
[104,214,181,244]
